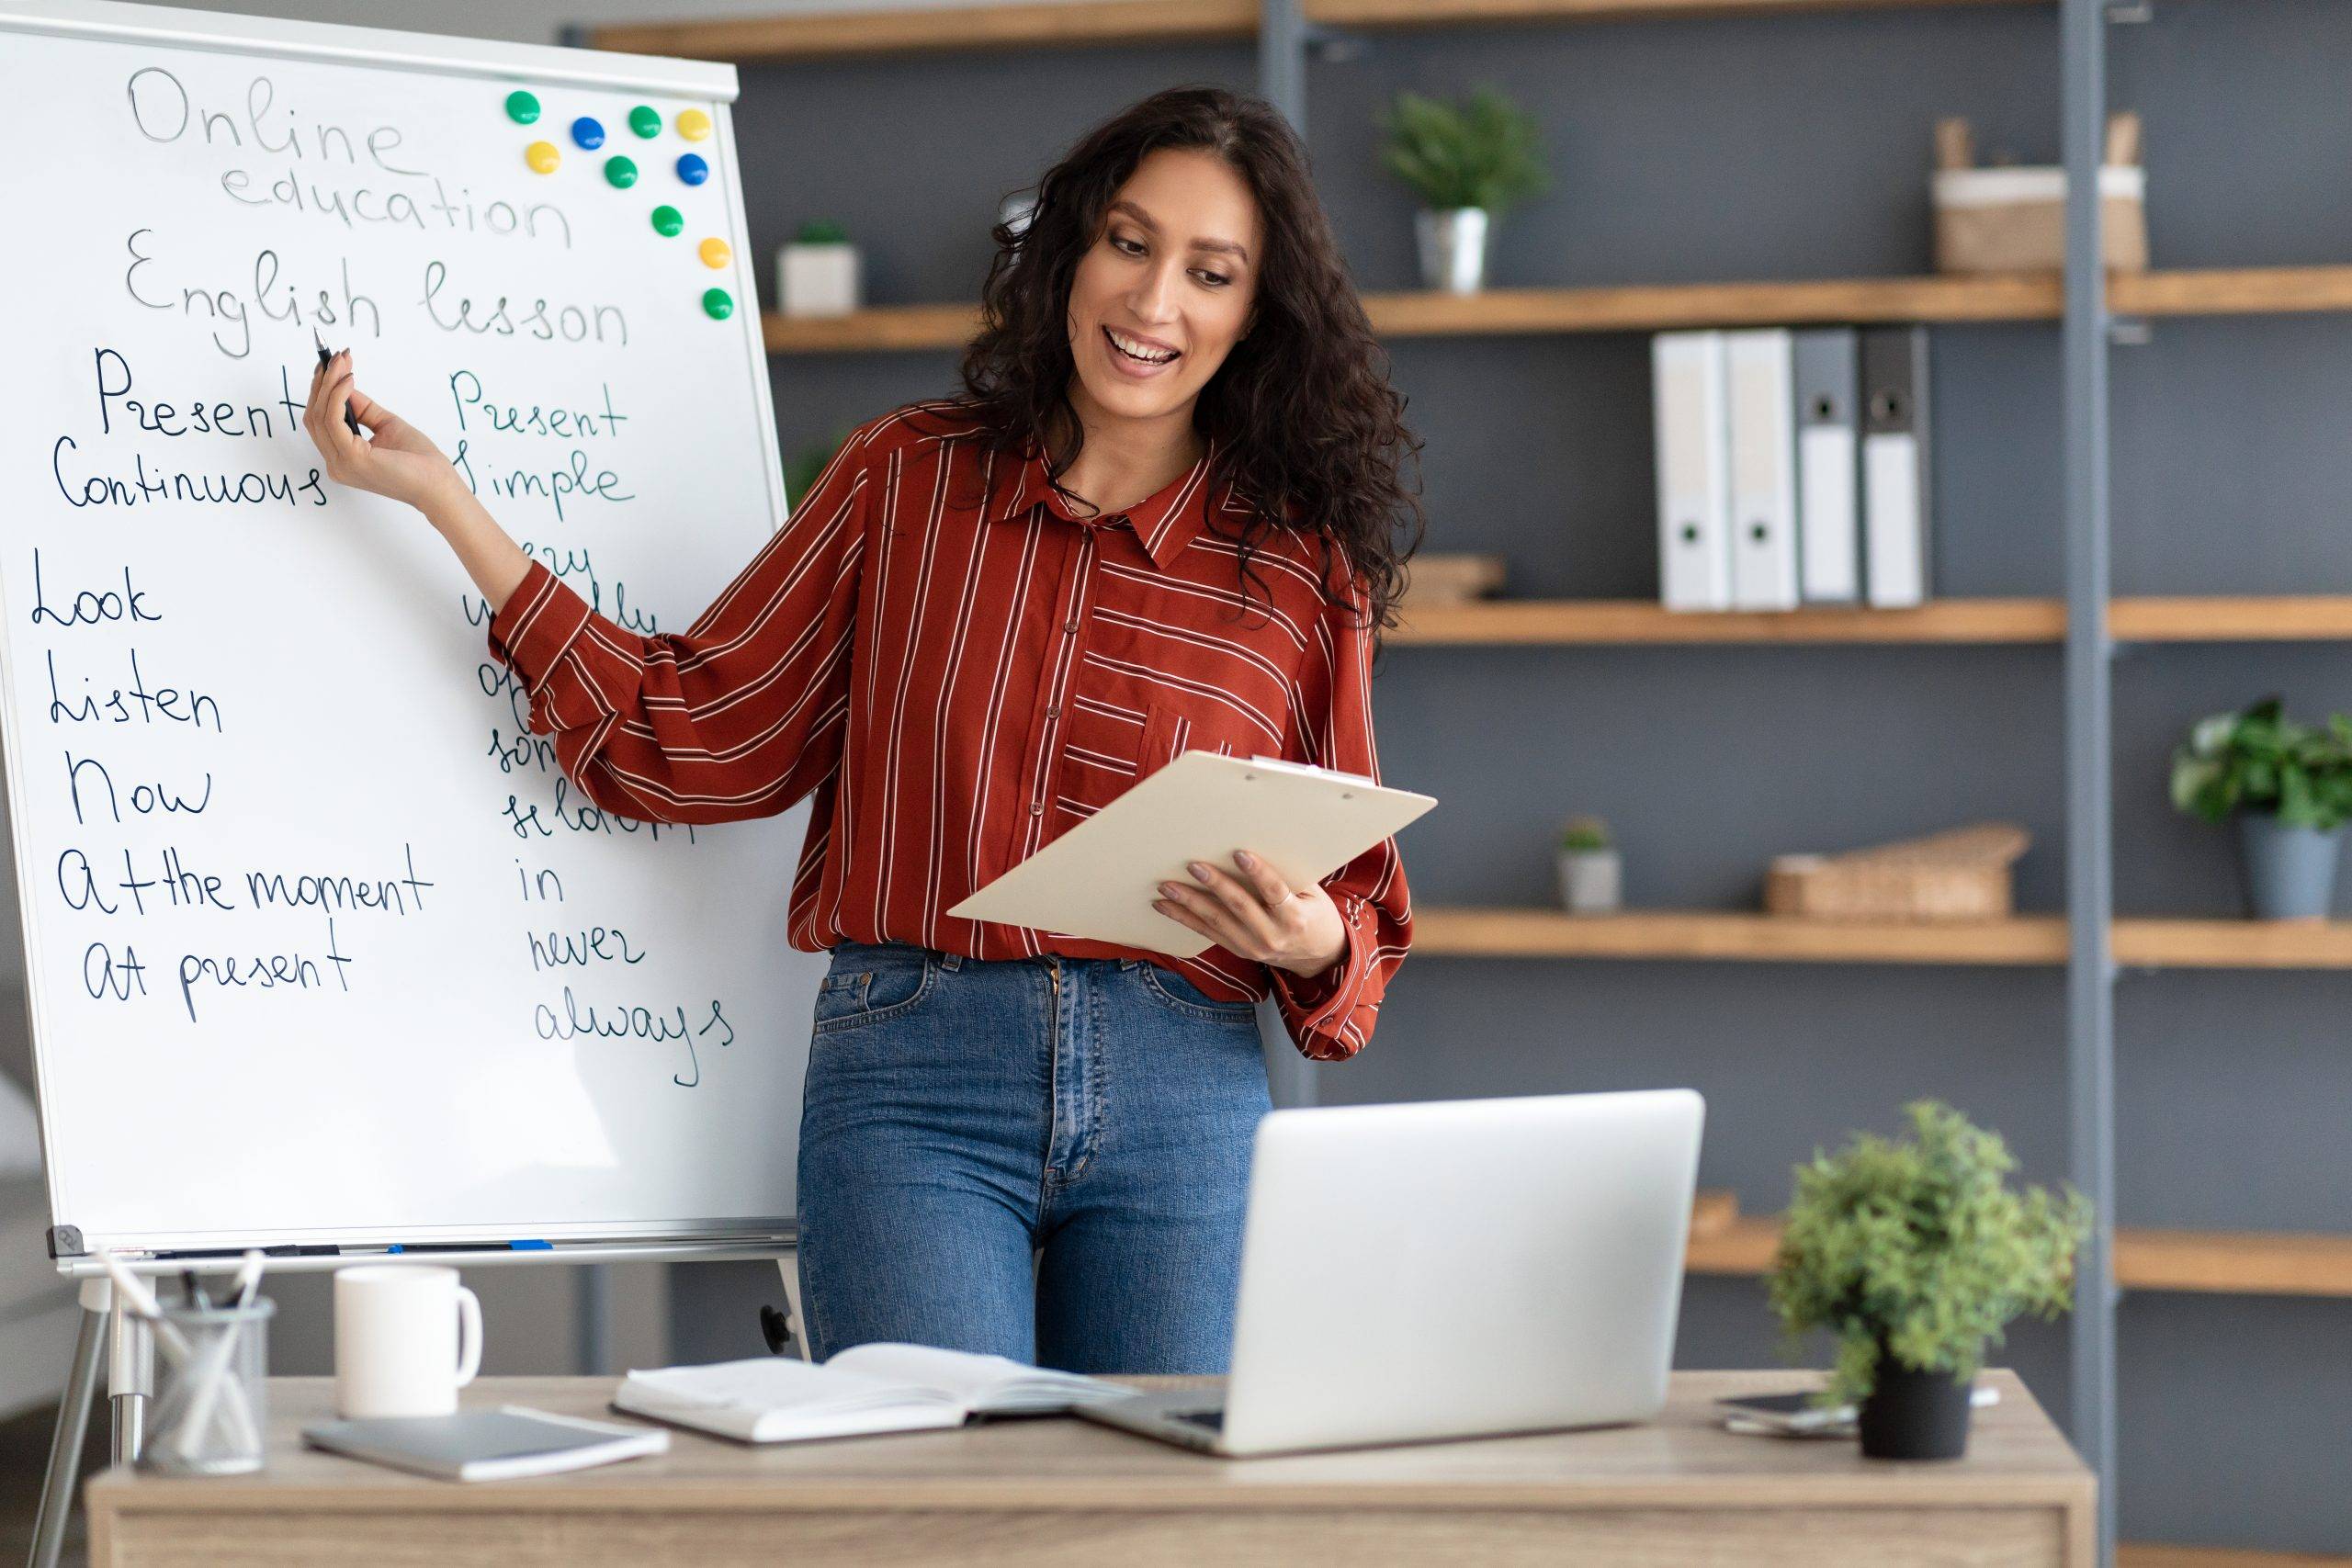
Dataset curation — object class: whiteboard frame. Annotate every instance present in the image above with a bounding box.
[0,0,740,99]
[1,0,805,1264]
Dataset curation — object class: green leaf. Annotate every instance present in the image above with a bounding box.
[1377,85,1550,218]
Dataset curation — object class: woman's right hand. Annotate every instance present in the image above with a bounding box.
[302,349,458,513]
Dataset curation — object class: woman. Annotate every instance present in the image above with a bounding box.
[303,85,1420,1373]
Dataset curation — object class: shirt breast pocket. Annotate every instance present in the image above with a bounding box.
[1138,696,1259,779]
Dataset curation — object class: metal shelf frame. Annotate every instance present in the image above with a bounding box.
[1249,1,2122,1559]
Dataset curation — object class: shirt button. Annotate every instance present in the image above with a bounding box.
[1045,705,1061,719]
[1063,617,1080,633]
[1029,802,1044,817]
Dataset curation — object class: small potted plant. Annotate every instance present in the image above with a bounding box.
[1768,1101,2089,1461]
[777,219,861,318]
[1556,816,1621,914]
[2170,695,2352,919]
[1377,85,1549,295]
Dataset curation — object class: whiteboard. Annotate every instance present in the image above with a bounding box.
[0,0,824,1256]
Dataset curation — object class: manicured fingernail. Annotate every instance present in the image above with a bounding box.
[1188,862,1211,879]
[1235,851,1256,867]
[1159,883,1180,898]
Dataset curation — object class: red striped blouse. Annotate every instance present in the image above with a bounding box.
[487,400,1410,1060]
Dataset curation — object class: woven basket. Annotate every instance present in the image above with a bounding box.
[1766,823,2029,922]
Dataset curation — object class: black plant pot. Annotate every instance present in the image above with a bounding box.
[1858,1363,1973,1461]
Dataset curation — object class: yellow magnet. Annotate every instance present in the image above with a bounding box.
[525,140,560,174]
[697,236,732,269]
[676,107,712,142]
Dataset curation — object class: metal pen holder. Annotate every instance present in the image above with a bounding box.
[140,1298,275,1475]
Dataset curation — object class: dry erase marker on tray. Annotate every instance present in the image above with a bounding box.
[313,326,362,435]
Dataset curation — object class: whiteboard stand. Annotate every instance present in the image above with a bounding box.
[28,1239,796,1568]
[29,1277,111,1568]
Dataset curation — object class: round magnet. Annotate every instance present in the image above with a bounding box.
[628,104,662,139]
[650,204,684,237]
[697,236,731,269]
[702,287,734,320]
[504,90,540,125]
[604,155,639,188]
[676,107,712,142]
[525,140,560,174]
[674,152,709,186]
[571,116,605,151]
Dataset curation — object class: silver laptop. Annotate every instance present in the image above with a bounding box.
[1080,1088,1703,1457]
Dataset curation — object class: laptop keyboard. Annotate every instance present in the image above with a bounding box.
[1173,1409,1226,1431]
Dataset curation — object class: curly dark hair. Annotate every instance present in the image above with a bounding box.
[954,85,1423,635]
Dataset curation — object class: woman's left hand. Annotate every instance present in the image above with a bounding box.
[1156,852,1346,978]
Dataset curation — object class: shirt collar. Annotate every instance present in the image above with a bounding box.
[992,434,1222,573]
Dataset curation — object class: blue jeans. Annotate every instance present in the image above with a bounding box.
[796,941,1273,1374]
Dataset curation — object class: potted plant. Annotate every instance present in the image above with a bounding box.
[1768,1101,2089,1461]
[2169,695,2352,919]
[1556,816,1621,914]
[777,219,861,318]
[1377,86,1549,295]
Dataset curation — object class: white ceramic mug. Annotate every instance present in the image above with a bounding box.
[333,1265,482,1418]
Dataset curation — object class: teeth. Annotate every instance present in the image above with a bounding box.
[1107,327,1177,365]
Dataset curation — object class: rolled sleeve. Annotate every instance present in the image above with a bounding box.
[1264,578,1412,1061]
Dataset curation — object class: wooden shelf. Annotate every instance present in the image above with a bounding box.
[585,0,2034,62]
[761,276,2059,355]
[1686,1215,2352,1299]
[760,269,2352,355]
[1413,909,2072,964]
[763,304,981,355]
[2112,919,2352,970]
[2119,1547,2352,1568]
[1390,595,2352,646]
[1414,909,2352,968]
[1313,0,2038,25]
[1393,598,2064,644]
[2112,265,2352,320]
[582,1,1256,61]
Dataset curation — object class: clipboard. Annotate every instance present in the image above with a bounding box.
[948,751,1436,957]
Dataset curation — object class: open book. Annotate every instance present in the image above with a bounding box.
[611,1344,1124,1444]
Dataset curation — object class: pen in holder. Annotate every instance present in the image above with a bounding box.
[141,1297,275,1475]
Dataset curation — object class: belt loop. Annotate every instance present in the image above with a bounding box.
[938,951,963,972]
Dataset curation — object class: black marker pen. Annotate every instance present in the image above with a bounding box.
[313,326,362,436]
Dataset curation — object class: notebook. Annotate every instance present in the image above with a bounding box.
[948,750,1436,955]
[300,1406,669,1481]
[611,1344,1124,1444]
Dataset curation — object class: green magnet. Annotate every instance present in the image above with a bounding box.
[628,104,662,139]
[504,90,540,125]
[650,204,684,237]
[701,287,734,321]
[604,155,639,188]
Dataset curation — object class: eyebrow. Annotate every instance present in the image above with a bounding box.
[1108,199,1251,265]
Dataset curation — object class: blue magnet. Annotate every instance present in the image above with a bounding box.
[675,152,709,186]
[571,116,605,151]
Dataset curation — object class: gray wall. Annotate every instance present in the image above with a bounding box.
[96,0,2352,1553]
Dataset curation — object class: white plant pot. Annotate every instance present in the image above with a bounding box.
[1558,849,1622,914]
[778,243,862,318]
[1415,208,1490,294]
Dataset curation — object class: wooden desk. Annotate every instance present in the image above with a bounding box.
[87,1370,2094,1566]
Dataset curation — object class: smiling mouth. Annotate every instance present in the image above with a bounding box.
[1103,325,1180,367]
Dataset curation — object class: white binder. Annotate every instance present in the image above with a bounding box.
[1651,331,1732,611]
[1860,326,1933,608]
[948,752,1434,957]
[1724,329,1801,611]
[1792,328,1860,604]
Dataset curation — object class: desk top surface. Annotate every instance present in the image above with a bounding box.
[88,1370,2091,1514]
